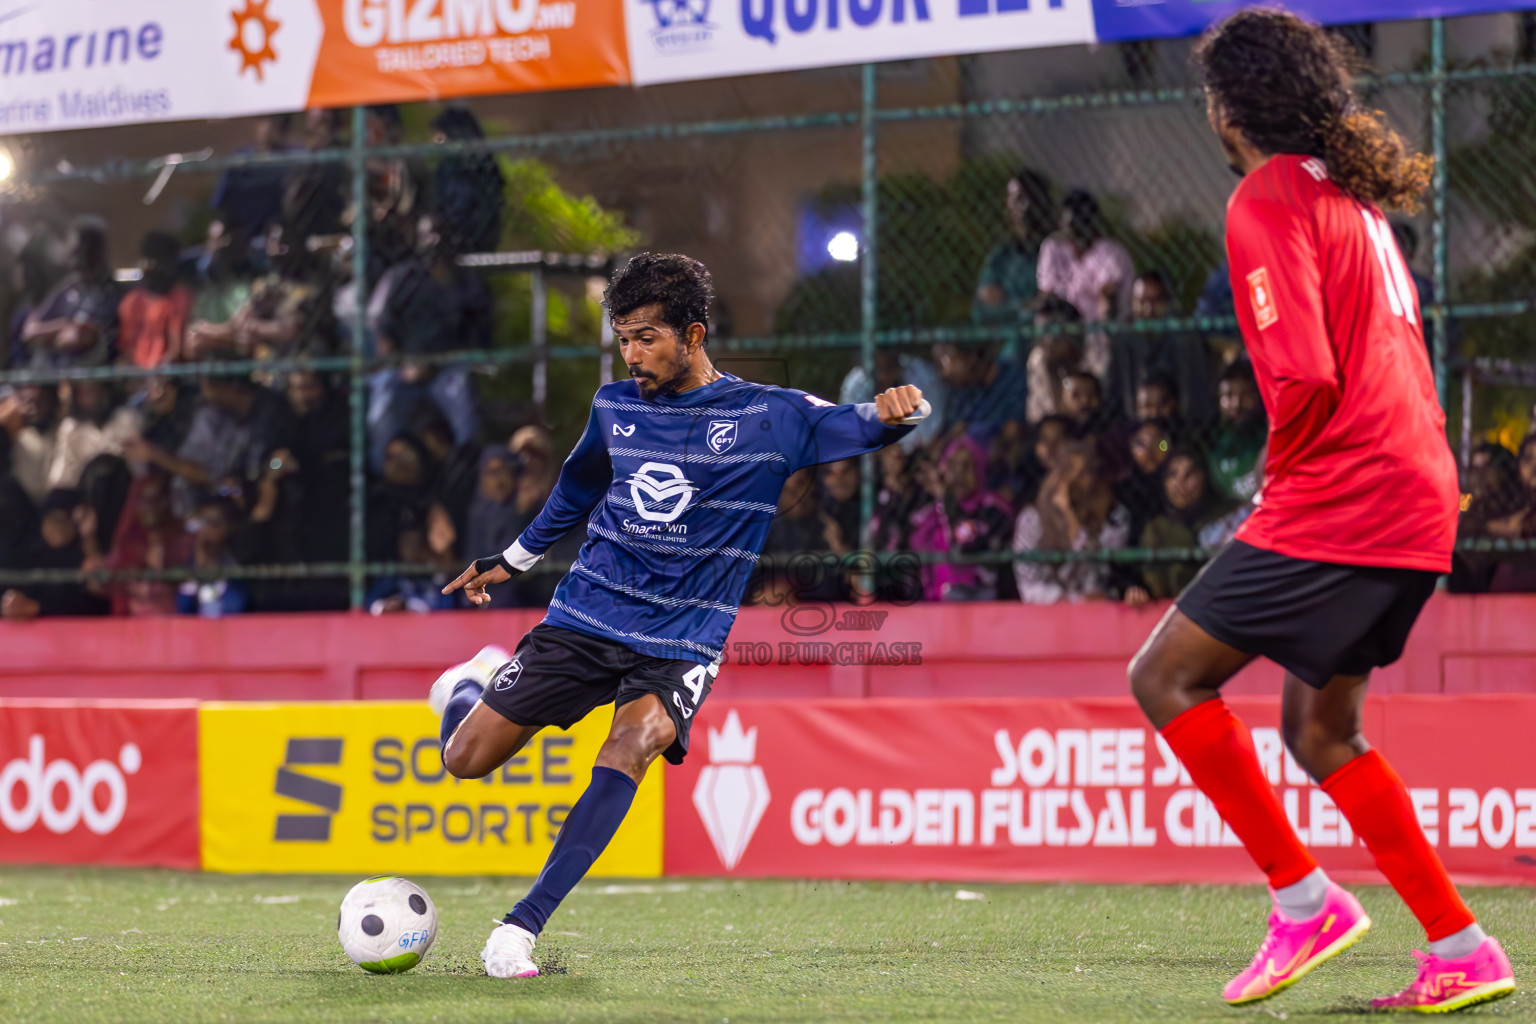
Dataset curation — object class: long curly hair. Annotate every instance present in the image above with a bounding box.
[1194,8,1432,212]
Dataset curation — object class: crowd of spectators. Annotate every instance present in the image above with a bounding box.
[0,106,531,621]
[763,166,1536,606]
[2,148,1532,621]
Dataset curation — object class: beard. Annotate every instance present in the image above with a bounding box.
[630,350,693,398]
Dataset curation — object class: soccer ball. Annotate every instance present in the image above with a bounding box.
[337,876,437,974]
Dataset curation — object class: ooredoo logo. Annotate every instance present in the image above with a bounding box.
[0,735,142,836]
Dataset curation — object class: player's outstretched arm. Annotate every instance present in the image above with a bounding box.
[442,553,524,606]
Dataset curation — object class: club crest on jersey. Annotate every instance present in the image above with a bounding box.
[493,658,524,692]
[707,420,737,455]
[628,461,697,523]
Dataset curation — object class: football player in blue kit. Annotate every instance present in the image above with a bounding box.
[431,252,928,978]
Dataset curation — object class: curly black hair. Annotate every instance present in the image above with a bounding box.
[605,252,715,346]
[1195,8,1432,211]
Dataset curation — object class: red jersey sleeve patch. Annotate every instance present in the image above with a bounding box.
[1247,267,1279,330]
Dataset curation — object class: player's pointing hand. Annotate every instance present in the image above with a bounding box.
[443,554,521,606]
[875,385,926,426]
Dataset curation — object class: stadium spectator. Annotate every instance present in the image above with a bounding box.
[1036,189,1133,387]
[986,418,1034,508]
[176,496,249,618]
[1487,433,1536,593]
[129,377,198,457]
[188,221,336,361]
[284,371,351,565]
[1024,294,1085,423]
[1105,270,1217,429]
[431,106,506,256]
[362,105,429,284]
[365,212,484,471]
[366,507,459,615]
[77,453,131,554]
[1208,358,1266,503]
[125,371,295,518]
[367,433,435,563]
[461,447,526,610]
[211,114,297,242]
[284,108,349,239]
[1012,438,1131,604]
[1133,369,1181,425]
[187,222,255,339]
[420,410,482,538]
[909,435,1014,601]
[818,459,861,557]
[0,488,109,620]
[1195,260,1236,319]
[7,230,62,370]
[1449,441,1524,592]
[18,219,119,369]
[868,445,924,554]
[117,231,191,369]
[2,384,61,504]
[44,381,136,494]
[856,446,925,603]
[840,348,948,451]
[93,470,189,616]
[0,439,39,569]
[972,167,1055,329]
[1129,444,1245,605]
[1119,417,1174,542]
[935,341,1026,442]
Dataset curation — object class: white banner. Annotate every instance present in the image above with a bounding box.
[625,0,1095,86]
[0,0,322,136]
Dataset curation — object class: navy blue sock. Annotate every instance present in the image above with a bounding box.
[505,766,638,935]
[439,680,482,751]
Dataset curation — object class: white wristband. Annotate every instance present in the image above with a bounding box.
[501,539,544,572]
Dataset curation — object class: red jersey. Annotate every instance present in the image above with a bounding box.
[1226,154,1458,573]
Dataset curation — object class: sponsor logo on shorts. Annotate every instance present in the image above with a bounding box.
[494,658,524,692]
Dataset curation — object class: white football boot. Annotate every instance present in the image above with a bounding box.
[428,644,512,717]
[482,921,540,978]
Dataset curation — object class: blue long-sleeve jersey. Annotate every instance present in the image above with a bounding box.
[502,373,913,665]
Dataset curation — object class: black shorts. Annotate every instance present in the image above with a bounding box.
[479,624,717,765]
[1176,540,1438,689]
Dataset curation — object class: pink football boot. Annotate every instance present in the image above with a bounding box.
[1370,937,1516,1013]
[1223,882,1371,1005]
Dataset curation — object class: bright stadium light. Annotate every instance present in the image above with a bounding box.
[0,151,13,183]
[827,230,859,262]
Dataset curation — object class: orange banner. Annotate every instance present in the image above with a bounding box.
[307,0,630,107]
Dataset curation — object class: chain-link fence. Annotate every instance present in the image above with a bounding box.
[2,15,1535,618]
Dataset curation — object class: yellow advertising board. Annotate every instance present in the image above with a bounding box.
[199,703,661,875]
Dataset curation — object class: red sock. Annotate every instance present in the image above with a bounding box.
[1161,699,1318,889]
[1322,749,1474,941]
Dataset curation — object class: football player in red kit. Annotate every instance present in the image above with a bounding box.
[1128,10,1515,1013]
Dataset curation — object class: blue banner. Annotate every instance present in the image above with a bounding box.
[1092,1,1536,43]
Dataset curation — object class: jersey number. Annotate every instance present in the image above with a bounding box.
[1361,210,1418,326]
[673,663,717,722]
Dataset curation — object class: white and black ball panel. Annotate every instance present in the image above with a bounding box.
[337,876,438,973]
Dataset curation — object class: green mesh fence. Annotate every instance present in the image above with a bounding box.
[1,16,1535,613]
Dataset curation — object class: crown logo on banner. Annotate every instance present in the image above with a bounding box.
[693,710,770,870]
[707,708,757,764]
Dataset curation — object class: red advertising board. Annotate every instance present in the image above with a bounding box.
[0,701,200,869]
[666,697,1536,886]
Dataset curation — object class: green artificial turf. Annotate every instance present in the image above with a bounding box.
[0,867,1529,1023]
